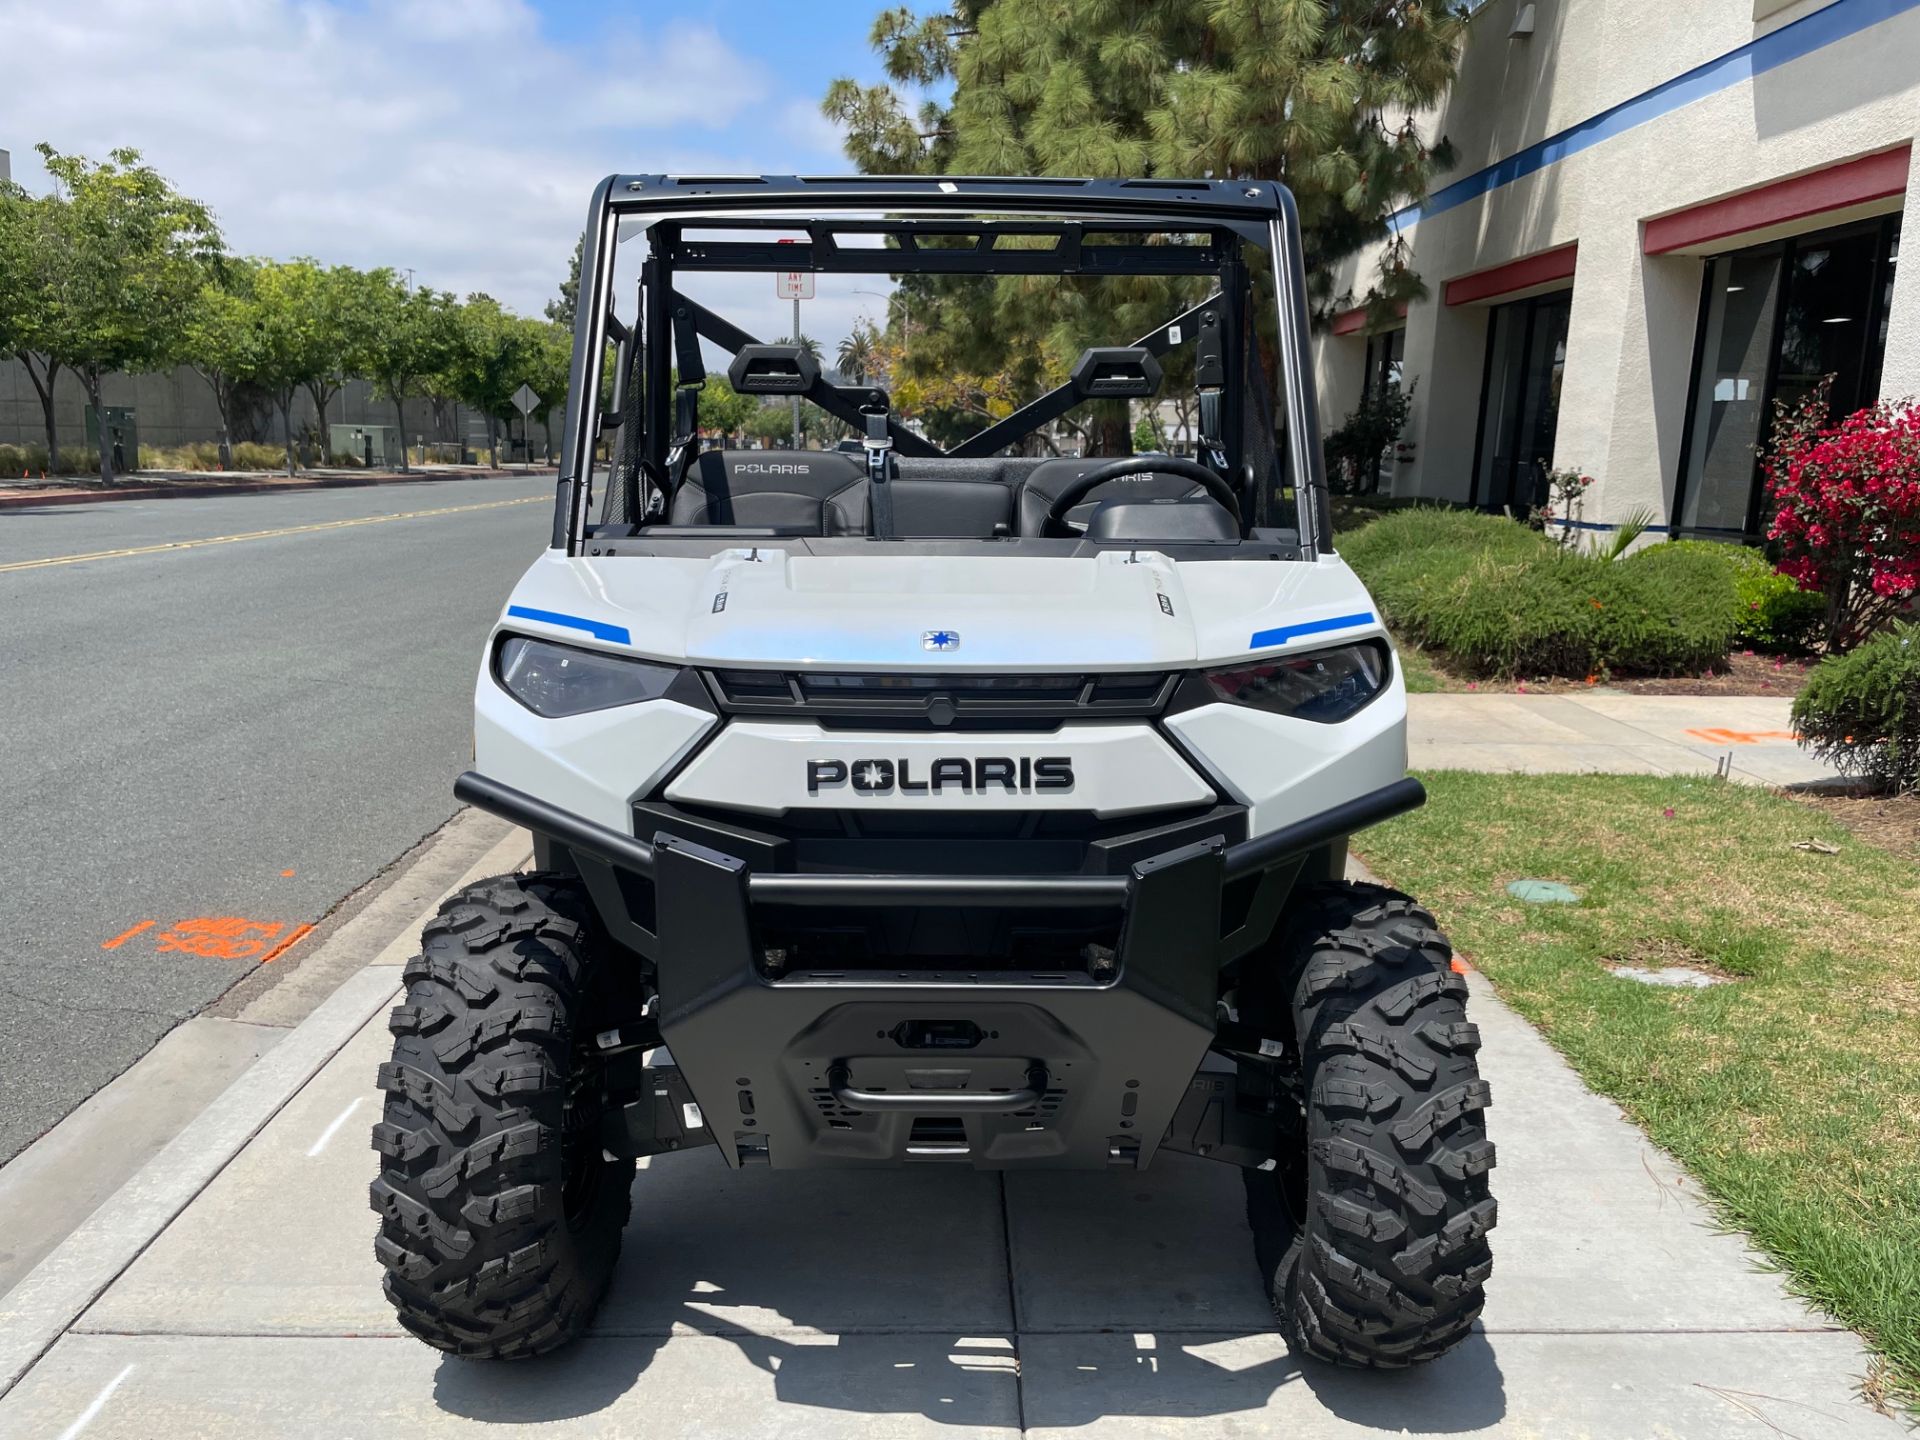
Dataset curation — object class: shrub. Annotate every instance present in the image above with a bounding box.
[1763,384,1920,649]
[0,443,94,476]
[1342,507,1739,678]
[1793,623,1920,792]
[137,442,288,472]
[1639,539,1824,654]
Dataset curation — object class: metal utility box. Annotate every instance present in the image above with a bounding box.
[84,407,139,469]
[329,424,403,468]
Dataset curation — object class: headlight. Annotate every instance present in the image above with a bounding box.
[495,635,679,718]
[1201,641,1390,724]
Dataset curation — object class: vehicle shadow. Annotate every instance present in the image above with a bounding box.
[428,1151,1508,1433]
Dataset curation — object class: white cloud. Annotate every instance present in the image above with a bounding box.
[0,0,856,337]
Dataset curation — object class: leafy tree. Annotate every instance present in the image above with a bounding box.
[301,264,380,457]
[521,318,573,460]
[182,258,262,469]
[27,145,221,483]
[241,259,338,475]
[692,376,755,445]
[364,278,461,470]
[448,296,545,467]
[0,178,70,468]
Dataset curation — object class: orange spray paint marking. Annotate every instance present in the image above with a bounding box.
[1685,727,1799,745]
[260,923,315,965]
[1450,956,1472,975]
[280,869,296,878]
[154,916,292,961]
[101,920,157,951]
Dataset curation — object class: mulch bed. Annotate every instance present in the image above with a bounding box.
[1424,648,1817,699]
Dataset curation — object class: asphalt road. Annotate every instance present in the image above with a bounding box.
[0,474,552,1164]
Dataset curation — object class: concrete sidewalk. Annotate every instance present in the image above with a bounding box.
[0,876,1900,1436]
[1408,692,1841,786]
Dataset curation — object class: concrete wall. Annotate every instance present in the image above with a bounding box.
[0,357,554,464]
[1317,0,1920,531]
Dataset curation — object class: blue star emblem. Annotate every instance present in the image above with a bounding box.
[922,630,961,651]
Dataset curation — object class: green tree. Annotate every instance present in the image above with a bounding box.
[242,259,338,475]
[448,296,544,467]
[836,323,878,384]
[521,318,573,461]
[28,145,222,483]
[825,2,1466,452]
[363,278,461,471]
[182,258,262,469]
[695,376,755,445]
[301,264,380,457]
[0,179,70,467]
[546,233,583,331]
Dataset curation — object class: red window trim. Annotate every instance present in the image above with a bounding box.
[1643,145,1911,255]
[1443,244,1579,306]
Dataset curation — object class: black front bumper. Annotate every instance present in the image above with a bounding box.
[454,770,1424,1171]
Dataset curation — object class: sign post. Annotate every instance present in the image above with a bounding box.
[511,383,539,469]
[776,259,814,449]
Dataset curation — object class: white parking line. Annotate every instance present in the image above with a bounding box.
[306,1096,364,1158]
[54,1364,133,1440]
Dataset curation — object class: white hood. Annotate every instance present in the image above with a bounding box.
[499,545,1379,671]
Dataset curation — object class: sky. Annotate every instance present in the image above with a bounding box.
[0,0,919,350]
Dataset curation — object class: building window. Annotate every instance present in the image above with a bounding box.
[1674,213,1901,539]
[1359,328,1407,491]
[1362,328,1405,400]
[1469,290,1572,514]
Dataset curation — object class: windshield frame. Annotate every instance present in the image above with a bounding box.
[554,177,1329,559]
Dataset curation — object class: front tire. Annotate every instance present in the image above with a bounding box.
[370,873,634,1359]
[1243,882,1496,1367]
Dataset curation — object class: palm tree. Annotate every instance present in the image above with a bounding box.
[836,325,876,384]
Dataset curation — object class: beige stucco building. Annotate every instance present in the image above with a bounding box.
[1314,0,1919,542]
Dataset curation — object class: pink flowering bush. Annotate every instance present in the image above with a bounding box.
[1764,383,1920,649]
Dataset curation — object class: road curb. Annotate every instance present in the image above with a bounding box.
[0,468,553,511]
[0,819,532,1399]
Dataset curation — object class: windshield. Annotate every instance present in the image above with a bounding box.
[554,179,1328,557]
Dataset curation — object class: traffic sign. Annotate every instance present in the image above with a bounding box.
[777,270,815,300]
[512,383,538,415]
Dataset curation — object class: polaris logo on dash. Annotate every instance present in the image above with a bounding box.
[807,757,1074,795]
[738,462,809,475]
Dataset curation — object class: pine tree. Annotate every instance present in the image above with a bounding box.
[822,2,1466,451]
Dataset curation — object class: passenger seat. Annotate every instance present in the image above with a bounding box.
[670,451,867,534]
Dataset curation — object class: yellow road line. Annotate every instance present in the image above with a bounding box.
[0,496,544,574]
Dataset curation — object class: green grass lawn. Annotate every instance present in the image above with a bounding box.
[1391,634,1446,693]
[1356,772,1920,1412]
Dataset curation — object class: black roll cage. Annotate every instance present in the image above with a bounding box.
[553,175,1329,558]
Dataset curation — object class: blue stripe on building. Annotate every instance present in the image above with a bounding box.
[1393,0,1920,229]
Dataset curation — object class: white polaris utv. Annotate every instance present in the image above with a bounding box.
[371,174,1494,1368]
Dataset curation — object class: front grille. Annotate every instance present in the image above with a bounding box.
[705,669,1176,725]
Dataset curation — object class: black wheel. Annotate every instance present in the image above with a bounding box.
[369,873,634,1359]
[1242,882,1495,1367]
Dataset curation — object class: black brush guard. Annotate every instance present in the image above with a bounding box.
[454,770,1423,1171]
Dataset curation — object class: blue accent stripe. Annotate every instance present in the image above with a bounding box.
[506,605,632,645]
[1392,0,1920,230]
[1250,611,1377,650]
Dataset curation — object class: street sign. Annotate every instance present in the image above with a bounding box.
[512,383,538,415]
[777,270,815,300]
[511,385,539,469]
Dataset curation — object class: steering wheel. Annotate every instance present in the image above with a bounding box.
[1041,455,1242,537]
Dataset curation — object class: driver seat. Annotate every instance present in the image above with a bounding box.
[1015,457,1206,535]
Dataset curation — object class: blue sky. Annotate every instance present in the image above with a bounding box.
[0,0,926,343]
